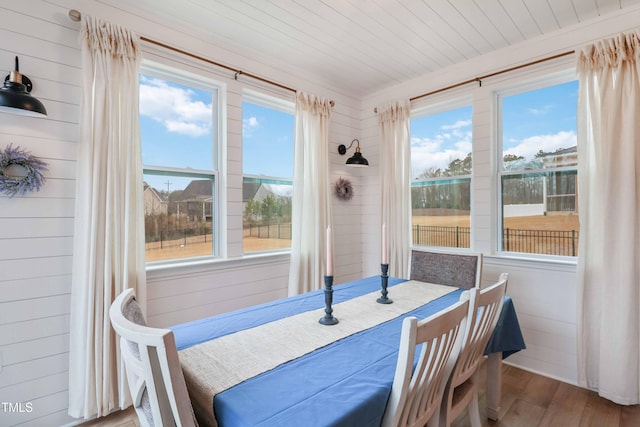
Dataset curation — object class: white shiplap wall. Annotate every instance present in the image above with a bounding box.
[360,7,640,385]
[0,1,82,426]
[0,1,361,426]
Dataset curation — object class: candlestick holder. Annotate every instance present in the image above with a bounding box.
[319,275,339,325]
[377,263,393,304]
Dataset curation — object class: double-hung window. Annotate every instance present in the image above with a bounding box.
[498,78,579,257]
[140,63,221,263]
[242,91,294,253]
[410,102,473,249]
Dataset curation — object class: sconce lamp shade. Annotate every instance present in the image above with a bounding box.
[0,57,47,118]
[338,139,369,167]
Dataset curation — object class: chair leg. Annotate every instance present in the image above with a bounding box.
[468,388,482,427]
[427,410,440,427]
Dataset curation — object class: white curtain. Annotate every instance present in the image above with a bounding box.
[377,101,412,278]
[68,16,146,419]
[576,30,640,405]
[288,92,333,295]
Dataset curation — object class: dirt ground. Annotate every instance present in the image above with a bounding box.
[413,212,580,231]
[145,236,291,262]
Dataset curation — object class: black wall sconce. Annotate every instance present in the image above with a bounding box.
[0,56,47,117]
[338,139,369,167]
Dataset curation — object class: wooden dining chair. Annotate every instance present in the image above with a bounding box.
[409,249,482,289]
[381,292,471,427]
[109,288,197,427]
[439,273,508,427]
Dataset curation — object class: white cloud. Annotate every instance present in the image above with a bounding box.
[442,119,472,130]
[504,130,576,161]
[527,104,554,115]
[139,77,212,137]
[242,116,260,138]
[410,132,472,178]
[411,119,472,178]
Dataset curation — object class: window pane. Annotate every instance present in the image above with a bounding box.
[242,100,294,253]
[140,68,219,264]
[500,80,578,256]
[411,106,472,248]
[143,174,215,262]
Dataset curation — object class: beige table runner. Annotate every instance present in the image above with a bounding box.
[179,280,455,426]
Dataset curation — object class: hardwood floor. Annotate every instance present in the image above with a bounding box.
[82,362,640,427]
[451,363,640,427]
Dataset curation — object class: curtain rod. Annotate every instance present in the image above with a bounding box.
[374,50,575,113]
[67,9,335,107]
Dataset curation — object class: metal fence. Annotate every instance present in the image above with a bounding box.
[145,227,213,250]
[146,223,579,257]
[412,225,471,248]
[503,228,579,256]
[244,223,292,240]
[412,224,579,256]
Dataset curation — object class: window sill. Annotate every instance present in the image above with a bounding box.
[146,250,291,280]
[483,253,577,272]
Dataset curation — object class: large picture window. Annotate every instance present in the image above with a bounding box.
[410,104,472,249]
[499,79,579,257]
[140,66,220,263]
[242,92,294,253]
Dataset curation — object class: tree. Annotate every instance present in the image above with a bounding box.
[260,195,279,223]
[503,154,524,162]
[244,199,260,225]
[443,152,472,176]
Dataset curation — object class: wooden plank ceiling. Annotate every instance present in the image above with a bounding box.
[98,0,640,96]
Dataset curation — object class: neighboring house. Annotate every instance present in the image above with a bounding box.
[541,146,578,213]
[143,182,168,216]
[180,179,213,221]
[242,179,293,216]
[252,183,293,203]
[503,146,578,217]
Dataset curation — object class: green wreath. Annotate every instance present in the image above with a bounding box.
[0,144,48,198]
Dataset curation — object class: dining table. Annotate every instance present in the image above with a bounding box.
[171,275,525,427]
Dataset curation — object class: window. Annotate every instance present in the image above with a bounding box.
[410,104,472,248]
[499,79,578,257]
[242,92,294,253]
[140,66,220,263]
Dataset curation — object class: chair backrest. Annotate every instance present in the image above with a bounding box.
[409,249,482,289]
[109,288,197,427]
[449,273,508,391]
[382,292,471,427]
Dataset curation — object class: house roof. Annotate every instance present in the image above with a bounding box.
[182,180,213,201]
[98,1,640,96]
[143,182,168,203]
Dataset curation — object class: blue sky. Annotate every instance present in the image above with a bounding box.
[410,79,578,179]
[140,73,578,188]
[242,101,294,178]
[140,74,294,191]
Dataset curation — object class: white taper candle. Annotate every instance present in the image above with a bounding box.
[382,223,388,265]
[326,226,333,276]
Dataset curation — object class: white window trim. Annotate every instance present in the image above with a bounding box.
[140,57,225,265]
